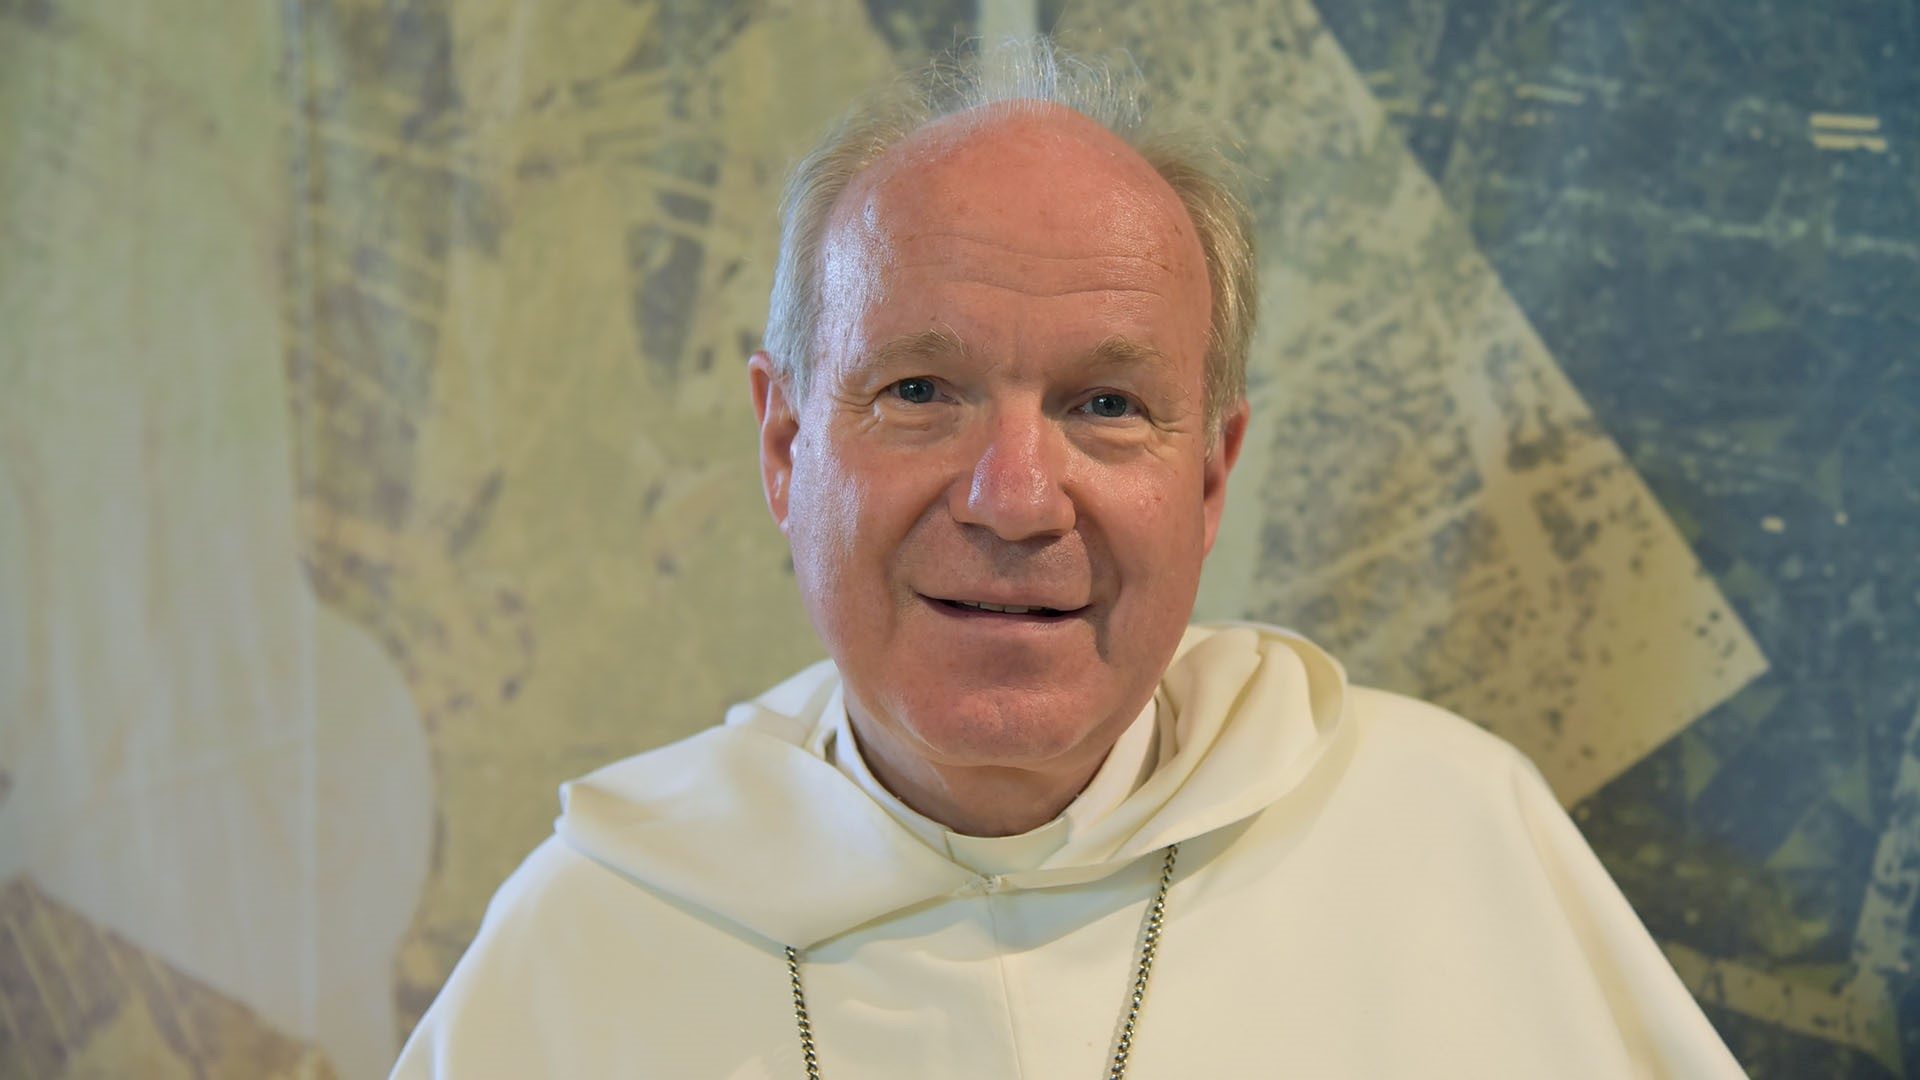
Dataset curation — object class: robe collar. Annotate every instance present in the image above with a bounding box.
[555,622,1352,949]
[824,690,1162,875]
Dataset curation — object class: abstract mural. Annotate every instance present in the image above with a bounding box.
[1,0,1913,1075]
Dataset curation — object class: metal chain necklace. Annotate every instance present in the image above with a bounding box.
[784,844,1180,1080]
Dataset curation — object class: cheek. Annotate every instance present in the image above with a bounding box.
[786,438,858,593]
[1104,465,1209,604]
[786,431,910,606]
[1113,463,1195,537]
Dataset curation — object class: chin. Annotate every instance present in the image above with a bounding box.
[895,684,1109,768]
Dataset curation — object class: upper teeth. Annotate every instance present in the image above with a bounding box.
[958,600,1047,614]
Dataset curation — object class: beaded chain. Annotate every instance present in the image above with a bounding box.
[784,844,1181,1080]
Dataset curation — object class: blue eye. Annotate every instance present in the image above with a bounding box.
[1085,393,1135,419]
[893,378,937,404]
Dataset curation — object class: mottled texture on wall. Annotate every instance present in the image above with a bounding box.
[1056,0,1916,1073]
[1285,1,1920,1073]
[1,0,1913,1077]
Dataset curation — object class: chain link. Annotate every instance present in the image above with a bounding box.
[785,946,820,1080]
[1107,844,1179,1079]
[786,844,1180,1080]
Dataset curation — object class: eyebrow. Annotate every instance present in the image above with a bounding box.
[864,327,968,369]
[861,330,1169,373]
[1083,336,1168,372]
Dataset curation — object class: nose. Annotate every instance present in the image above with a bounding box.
[953,406,1076,541]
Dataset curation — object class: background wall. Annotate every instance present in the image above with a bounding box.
[0,0,1912,1076]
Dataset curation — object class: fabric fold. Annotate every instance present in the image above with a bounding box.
[554,622,1352,947]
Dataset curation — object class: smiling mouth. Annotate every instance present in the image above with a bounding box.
[927,596,1083,619]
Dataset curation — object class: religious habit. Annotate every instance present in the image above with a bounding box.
[393,623,1746,1078]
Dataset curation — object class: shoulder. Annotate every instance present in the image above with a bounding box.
[390,838,615,1076]
[425,836,684,1003]
[1180,620,1539,792]
[473,833,626,937]
[1345,683,1539,782]
[393,834,784,1077]
[1327,684,1559,839]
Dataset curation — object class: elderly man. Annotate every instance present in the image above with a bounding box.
[395,42,1743,1078]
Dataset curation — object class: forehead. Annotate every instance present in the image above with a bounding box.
[817,105,1211,364]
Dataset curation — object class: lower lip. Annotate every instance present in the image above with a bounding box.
[920,595,1086,628]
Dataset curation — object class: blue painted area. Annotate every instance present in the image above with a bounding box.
[1315,0,1920,1072]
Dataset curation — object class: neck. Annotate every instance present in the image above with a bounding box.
[846,706,1122,837]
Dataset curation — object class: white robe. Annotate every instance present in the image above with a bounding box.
[393,623,1745,1078]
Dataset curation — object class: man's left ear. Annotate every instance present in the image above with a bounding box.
[748,350,800,534]
[1201,400,1250,556]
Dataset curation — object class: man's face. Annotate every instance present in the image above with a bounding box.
[753,106,1247,778]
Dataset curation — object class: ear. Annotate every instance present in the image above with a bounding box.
[1200,400,1249,556]
[749,350,801,534]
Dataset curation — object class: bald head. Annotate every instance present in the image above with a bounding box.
[811,105,1214,398]
[839,102,1207,271]
[762,40,1255,441]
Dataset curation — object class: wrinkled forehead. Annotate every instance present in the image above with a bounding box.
[822,104,1211,316]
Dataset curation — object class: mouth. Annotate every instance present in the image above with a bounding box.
[923,595,1086,621]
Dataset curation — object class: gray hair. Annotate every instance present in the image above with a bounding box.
[763,37,1255,443]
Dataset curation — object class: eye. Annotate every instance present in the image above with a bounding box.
[892,377,938,404]
[1082,392,1138,419]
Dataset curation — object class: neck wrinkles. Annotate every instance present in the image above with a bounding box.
[830,693,1161,874]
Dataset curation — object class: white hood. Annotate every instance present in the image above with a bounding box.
[553,623,1352,949]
